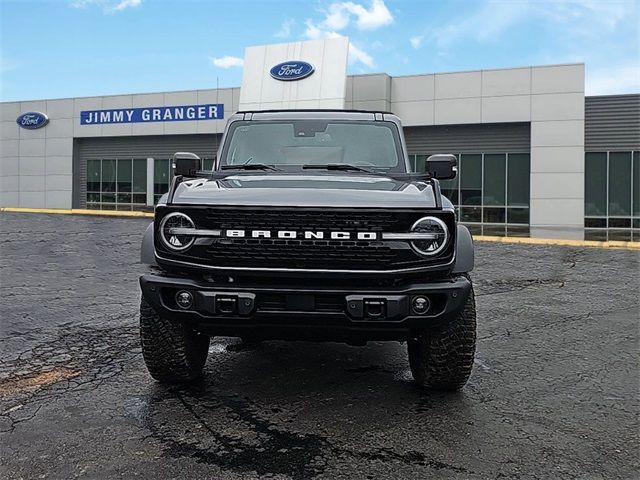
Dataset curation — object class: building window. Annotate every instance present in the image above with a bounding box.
[153,158,170,205]
[410,152,530,236]
[585,151,640,241]
[86,157,218,208]
[86,158,147,210]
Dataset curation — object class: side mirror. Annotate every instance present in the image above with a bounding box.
[425,154,457,180]
[172,152,201,177]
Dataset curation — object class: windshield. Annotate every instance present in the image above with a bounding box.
[219,120,406,172]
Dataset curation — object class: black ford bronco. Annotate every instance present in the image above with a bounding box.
[139,110,476,390]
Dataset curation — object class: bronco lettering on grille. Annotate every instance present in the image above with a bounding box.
[224,230,379,240]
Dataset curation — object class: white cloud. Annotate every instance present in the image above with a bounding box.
[302,21,375,69]
[70,0,99,7]
[303,20,324,40]
[302,1,392,68]
[303,20,341,40]
[316,0,393,32]
[586,63,640,95]
[69,0,142,13]
[348,43,375,68]
[112,0,141,11]
[324,3,351,30]
[210,56,244,69]
[409,35,423,49]
[342,0,393,30]
[275,18,295,38]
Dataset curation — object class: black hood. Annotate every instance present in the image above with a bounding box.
[170,173,437,208]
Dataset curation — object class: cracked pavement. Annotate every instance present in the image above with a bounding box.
[0,212,638,479]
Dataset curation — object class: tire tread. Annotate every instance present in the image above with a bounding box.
[408,282,476,390]
[139,298,209,383]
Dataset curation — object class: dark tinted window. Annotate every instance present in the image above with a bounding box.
[222,121,403,170]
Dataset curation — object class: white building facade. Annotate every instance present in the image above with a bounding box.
[1,40,638,241]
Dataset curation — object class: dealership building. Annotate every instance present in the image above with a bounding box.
[1,38,638,241]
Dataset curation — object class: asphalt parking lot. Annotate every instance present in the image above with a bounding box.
[0,212,638,479]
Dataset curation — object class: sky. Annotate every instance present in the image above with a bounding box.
[0,0,638,101]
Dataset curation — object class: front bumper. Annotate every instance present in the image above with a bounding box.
[140,273,471,340]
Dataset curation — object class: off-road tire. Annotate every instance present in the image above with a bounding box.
[407,283,476,390]
[140,297,210,383]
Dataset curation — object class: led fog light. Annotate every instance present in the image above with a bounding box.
[411,296,430,315]
[175,290,194,310]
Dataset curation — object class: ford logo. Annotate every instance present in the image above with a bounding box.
[16,112,49,130]
[270,61,315,81]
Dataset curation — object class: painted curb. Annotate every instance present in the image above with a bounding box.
[474,235,640,250]
[1,207,638,250]
[0,207,154,218]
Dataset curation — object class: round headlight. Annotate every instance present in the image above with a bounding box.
[410,216,449,256]
[159,212,196,251]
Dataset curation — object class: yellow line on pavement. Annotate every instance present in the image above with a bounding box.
[0,207,154,218]
[2,207,638,250]
[475,235,640,250]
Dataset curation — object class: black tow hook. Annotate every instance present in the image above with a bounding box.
[363,298,386,318]
[216,296,238,314]
[346,295,406,320]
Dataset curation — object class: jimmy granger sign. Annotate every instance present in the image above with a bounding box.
[80,104,224,125]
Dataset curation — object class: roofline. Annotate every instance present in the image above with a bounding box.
[2,62,590,104]
[388,62,585,80]
[236,109,395,115]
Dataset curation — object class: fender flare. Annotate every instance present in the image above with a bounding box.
[452,224,474,273]
[141,222,157,266]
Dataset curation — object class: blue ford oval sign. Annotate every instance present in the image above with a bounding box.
[270,61,315,81]
[16,112,49,129]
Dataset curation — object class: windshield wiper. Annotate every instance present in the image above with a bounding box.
[303,163,374,173]
[220,164,281,171]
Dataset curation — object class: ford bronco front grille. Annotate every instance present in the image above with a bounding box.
[204,209,406,232]
[206,238,401,269]
[155,207,455,272]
